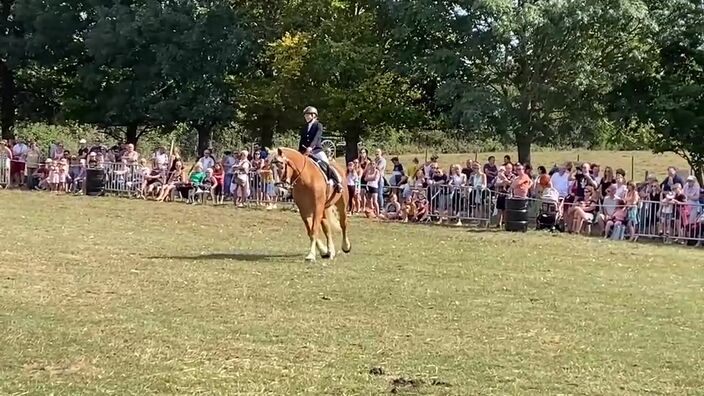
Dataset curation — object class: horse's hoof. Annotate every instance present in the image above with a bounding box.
[320,252,331,259]
[342,245,351,254]
[305,255,316,262]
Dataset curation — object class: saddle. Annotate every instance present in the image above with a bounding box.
[307,155,341,187]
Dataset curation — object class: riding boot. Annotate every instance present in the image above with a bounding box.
[328,168,342,193]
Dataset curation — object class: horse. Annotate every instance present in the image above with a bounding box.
[270,147,351,262]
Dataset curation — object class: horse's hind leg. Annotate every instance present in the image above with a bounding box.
[336,196,351,253]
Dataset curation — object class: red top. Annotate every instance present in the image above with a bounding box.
[212,169,225,186]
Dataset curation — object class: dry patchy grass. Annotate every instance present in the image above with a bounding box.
[1,190,704,395]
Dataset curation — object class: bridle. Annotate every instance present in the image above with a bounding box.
[271,153,306,189]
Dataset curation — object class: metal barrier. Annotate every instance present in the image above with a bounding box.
[4,160,704,247]
[0,153,9,188]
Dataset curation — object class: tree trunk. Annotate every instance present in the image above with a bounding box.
[259,119,275,149]
[196,124,212,157]
[345,127,361,163]
[516,132,532,166]
[125,123,139,146]
[0,60,16,140]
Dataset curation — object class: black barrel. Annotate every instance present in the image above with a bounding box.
[505,198,529,232]
[85,168,105,196]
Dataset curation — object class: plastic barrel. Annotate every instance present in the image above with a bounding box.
[505,198,529,232]
[85,168,105,196]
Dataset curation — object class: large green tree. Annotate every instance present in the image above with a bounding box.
[389,0,653,164]
[237,0,426,160]
[610,0,704,183]
[1,0,87,139]
[63,0,251,149]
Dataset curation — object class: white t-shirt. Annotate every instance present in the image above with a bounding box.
[550,172,570,198]
[198,156,215,170]
[602,196,619,216]
[153,152,169,168]
[615,184,627,200]
[12,143,28,162]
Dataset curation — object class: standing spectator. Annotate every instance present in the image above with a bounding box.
[389,156,405,186]
[121,143,139,165]
[222,151,236,198]
[25,142,42,189]
[484,156,498,187]
[375,149,387,211]
[211,163,225,204]
[661,167,684,192]
[10,138,28,187]
[503,155,512,166]
[77,139,90,157]
[599,166,616,199]
[624,181,640,241]
[684,175,701,224]
[363,160,381,217]
[407,157,419,183]
[50,141,64,160]
[197,148,215,170]
[153,147,169,170]
[346,161,360,214]
[446,164,467,225]
[550,165,571,199]
[510,163,533,198]
[233,150,251,207]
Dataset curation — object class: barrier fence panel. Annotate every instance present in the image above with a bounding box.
[635,200,703,245]
[3,161,704,248]
[424,185,494,225]
[0,154,8,187]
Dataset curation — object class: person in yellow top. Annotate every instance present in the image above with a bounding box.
[407,157,420,183]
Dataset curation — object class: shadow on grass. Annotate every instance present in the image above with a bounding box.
[147,252,300,262]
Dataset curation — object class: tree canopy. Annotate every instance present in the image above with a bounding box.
[0,0,702,172]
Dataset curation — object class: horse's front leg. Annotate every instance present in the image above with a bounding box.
[301,214,318,262]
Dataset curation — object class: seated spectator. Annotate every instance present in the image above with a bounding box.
[187,163,206,204]
[568,186,599,234]
[142,162,164,199]
[70,159,87,194]
[156,160,186,202]
[598,185,620,233]
[33,159,52,190]
[383,193,403,220]
[604,199,627,239]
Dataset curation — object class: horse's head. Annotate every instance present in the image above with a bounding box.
[269,147,297,188]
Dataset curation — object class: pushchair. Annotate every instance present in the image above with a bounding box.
[536,199,564,232]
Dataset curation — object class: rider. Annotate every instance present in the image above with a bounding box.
[298,106,342,193]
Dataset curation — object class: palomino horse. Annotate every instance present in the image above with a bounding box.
[270,147,351,261]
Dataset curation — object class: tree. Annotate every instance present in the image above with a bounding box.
[610,0,704,183]
[237,0,426,160]
[63,0,251,150]
[1,0,88,139]
[389,0,653,164]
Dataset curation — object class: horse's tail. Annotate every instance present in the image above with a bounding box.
[324,205,342,232]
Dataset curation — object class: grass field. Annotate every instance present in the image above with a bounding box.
[393,150,690,180]
[2,190,704,395]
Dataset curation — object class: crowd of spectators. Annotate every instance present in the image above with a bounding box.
[2,138,704,245]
